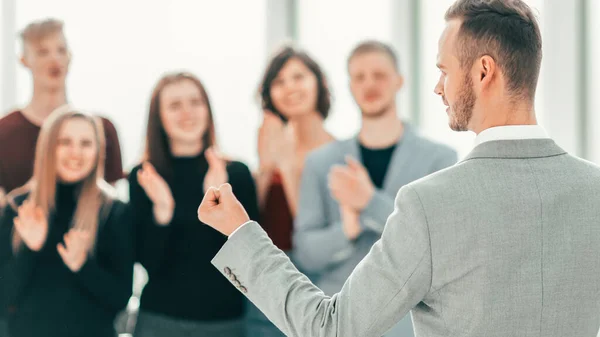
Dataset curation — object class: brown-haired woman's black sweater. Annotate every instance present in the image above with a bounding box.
[0,183,134,337]
[129,153,260,322]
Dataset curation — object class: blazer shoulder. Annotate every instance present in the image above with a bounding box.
[303,142,338,177]
[568,154,600,173]
[305,139,350,166]
[563,155,600,189]
[412,134,457,157]
[405,161,464,197]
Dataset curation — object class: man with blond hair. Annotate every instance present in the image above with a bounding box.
[0,19,124,335]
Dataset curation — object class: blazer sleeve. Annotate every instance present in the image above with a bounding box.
[215,185,432,337]
[292,154,355,273]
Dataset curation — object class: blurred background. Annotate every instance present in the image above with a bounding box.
[1,0,598,169]
[1,1,599,336]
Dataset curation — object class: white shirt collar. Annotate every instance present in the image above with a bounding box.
[474,125,549,146]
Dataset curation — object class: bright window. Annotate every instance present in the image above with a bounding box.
[587,0,600,164]
[297,0,396,140]
[16,0,268,170]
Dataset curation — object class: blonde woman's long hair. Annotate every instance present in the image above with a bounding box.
[10,106,114,253]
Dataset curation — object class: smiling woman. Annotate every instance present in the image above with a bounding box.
[55,117,100,183]
[14,0,267,170]
[0,107,134,337]
[128,71,260,337]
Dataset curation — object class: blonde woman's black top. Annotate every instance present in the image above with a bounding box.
[0,183,134,337]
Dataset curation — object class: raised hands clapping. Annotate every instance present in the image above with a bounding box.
[137,162,175,225]
[57,229,92,272]
[204,147,229,193]
[13,199,48,252]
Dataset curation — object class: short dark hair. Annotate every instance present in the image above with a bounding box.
[445,0,542,100]
[259,46,331,121]
[347,40,400,71]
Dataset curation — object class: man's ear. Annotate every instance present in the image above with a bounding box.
[478,55,496,87]
[395,74,405,92]
[20,54,29,69]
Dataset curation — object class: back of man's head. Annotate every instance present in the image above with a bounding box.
[445,0,542,101]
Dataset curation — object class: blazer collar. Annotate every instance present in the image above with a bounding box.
[461,139,567,162]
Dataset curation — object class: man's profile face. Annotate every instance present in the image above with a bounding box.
[22,32,70,90]
[434,20,476,132]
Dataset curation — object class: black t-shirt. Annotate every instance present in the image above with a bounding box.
[359,143,397,188]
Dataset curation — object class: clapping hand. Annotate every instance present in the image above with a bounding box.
[328,156,375,211]
[57,229,92,272]
[137,162,175,225]
[13,199,48,251]
[204,147,229,193]
[257,111,296,172]
[339,204,362,240]
[0,187,7,210]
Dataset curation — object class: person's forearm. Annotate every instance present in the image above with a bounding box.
[152,203,174,226]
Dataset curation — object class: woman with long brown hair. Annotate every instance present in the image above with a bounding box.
[249,45,335,337]
[0,107,133,337]
[255,45,334,249]
[129,72,259,337]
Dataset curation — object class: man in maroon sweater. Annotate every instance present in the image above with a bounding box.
[0,18,123,335]
[0,18,123,192]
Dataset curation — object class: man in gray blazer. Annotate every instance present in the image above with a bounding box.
[293,40,456,295]
[293,40,456,336]
[198,0,600,336]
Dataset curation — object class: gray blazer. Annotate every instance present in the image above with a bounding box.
[212,138,600,337]
[293,123,457,295]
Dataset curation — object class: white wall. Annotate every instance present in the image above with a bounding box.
[4,0,596,166]
[587,0,600,165]
[297,0,395,141]
[540,0,583,156]
[1,0,17,114]
[419,0,475,159]
[0,2,4,113]
[15,0,267,171]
